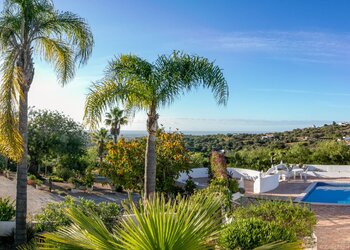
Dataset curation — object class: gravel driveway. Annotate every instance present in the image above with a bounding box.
[0,175,140,217]
[0,176,63,216]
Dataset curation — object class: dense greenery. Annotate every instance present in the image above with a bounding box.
[26,192,301,250]
[219,200,315,249]
[219,218,296,250]
[103,129,191,193]
[232,200,316,239]
[0,197,15,221]
[184,123,350,170]
[34,196,120,233]
[28,109,89,175]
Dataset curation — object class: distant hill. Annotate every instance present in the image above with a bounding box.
[184,122,350,154]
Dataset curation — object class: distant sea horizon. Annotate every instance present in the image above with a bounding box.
[119,130,275,139]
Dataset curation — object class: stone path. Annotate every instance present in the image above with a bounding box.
[312,205,350,250]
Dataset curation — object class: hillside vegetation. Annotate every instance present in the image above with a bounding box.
[184,123,350,170]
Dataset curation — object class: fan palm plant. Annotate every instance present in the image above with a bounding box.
[105,107,128,143]
[84,51,229,199]
[92,128,110,167]
[0,0,93,244]
[29,192,223,250]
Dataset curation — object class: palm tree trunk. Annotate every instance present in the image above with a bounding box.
[113,125,117,144]
[4,156,8,169]
[15,87,28,245]
[115,124,120,144]
[144,111,158,199]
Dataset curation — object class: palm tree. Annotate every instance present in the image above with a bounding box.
[84,51,229,199]
[92,128,110,167]
[0,0,93,244]
[105,107,128,143]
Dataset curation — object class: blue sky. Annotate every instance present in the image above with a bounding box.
[6,0,350,132]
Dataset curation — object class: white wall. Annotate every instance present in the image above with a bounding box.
[253,173,280,194]
[227,168,260,179]
[177,168,208,183]
[177,167,279,194]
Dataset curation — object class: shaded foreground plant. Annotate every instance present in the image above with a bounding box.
[28,192,223,250]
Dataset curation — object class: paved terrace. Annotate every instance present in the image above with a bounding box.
[244,178,350,250]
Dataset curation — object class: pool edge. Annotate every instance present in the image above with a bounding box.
[294,181,350,206]
[294,182,317,203]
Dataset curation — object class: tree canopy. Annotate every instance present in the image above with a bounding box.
[28,109,88,172]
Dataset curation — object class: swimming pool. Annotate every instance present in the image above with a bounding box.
[301,182,350,205]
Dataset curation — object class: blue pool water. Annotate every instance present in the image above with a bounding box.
[302,182,350,204]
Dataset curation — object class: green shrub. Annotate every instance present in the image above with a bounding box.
[84,168,94,188]
[49,175,64,182]
[34,196,121,232]
[184,178,197,194]
[232,200,316,239]
[68,177,83,188]
[219,218,296,250]
[0,197,15,221]
[55,167,74,181]
[227,179,239,193]
[27,174,37,181]
[35,179,44,185]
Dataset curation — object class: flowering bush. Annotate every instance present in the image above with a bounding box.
[103,130,191,193]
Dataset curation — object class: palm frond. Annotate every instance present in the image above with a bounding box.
[0,49,23,161]
[84,79,122,129]
[36,207,121,250]
[35,37,75,85]
[254,240,303,250]
[154,50,229,107]
[84,55,152,128]
[118,192,223,250]
[0,13,21,50]
[32,10,93,66]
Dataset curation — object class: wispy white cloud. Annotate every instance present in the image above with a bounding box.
[185,31,350,64]
[250,88,350,97]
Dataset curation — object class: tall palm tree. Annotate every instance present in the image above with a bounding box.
[84,51,229,199]
[92,128,110,167]
[105,107,128,143]
[0,0,93,244]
